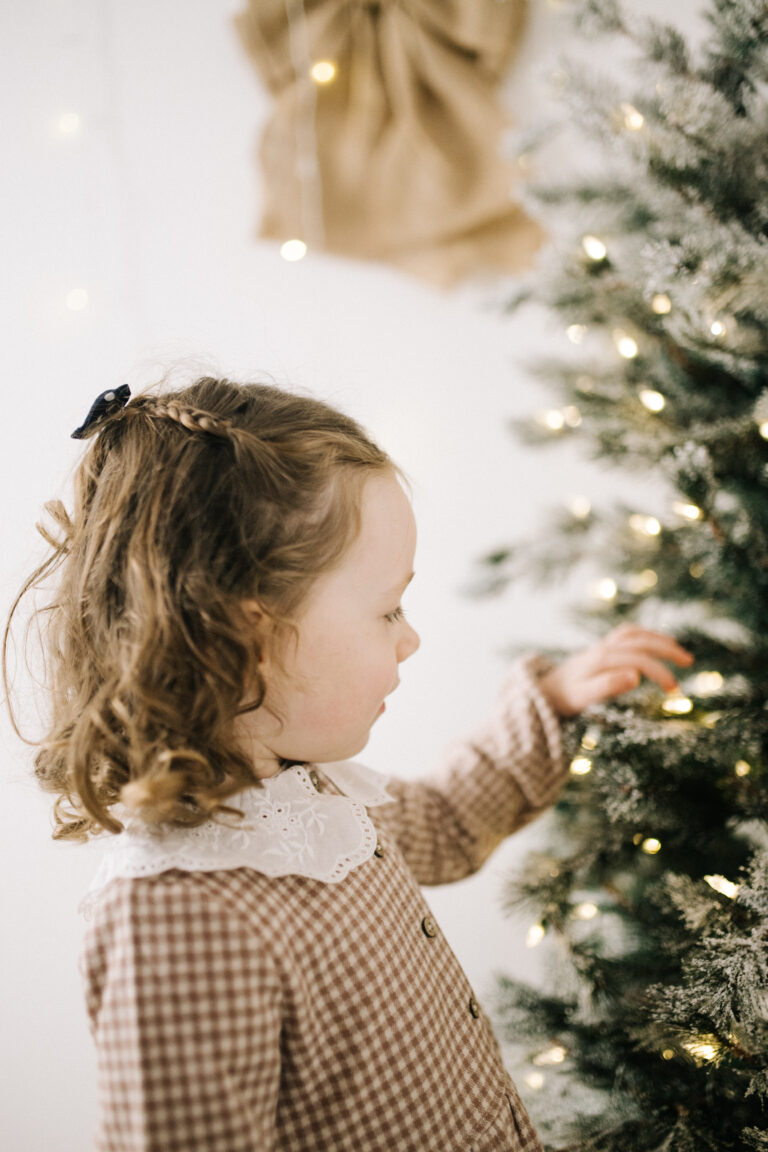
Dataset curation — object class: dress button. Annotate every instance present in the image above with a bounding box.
[468,997,481,1018]
[373,842,384,858]
[421,916,437,938]
[309,769,320,790]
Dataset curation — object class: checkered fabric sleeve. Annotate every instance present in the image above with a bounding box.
[79,870,283,1151]
[375,653,567,886]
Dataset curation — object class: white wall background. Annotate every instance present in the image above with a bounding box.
[0,1,706,1148]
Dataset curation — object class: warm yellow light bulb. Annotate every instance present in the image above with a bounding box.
[662,1048,675,1061]
[629,514,661,536]
[567,324,587,344]
[541,410,565,431]
[595,578,618,601]
[639,389,666,412]
[651,293,671,314]
[683,1038,718,1062]
[627,569,658,594]
[310,60,336,83]
[581,726,600,750]
[533,1045,567,1066]
[673,501,703,520]
[693,671,723,694]
[524,1071,545,1090]
[621,102,645,130]
[759,421,768,440]
[614,330,639,358]
[735,760,752,777]
[662,695,693,715]
[570,756,593,776]
[641,837,662,855]
[710,319,726,338]
[526,923,546,948]
[563,405,582,427]
[281,239,307,261]
[568,496,592,519]
[582,235,607,261]
[575,902,598,920]
[704,874,740,899]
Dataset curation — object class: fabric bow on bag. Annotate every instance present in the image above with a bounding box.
[234,0,545,288]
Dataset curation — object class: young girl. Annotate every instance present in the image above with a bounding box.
[5,375,693,1152]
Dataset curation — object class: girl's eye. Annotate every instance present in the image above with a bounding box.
[384,606,405,624]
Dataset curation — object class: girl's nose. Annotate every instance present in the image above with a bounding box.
[398,621,420,662]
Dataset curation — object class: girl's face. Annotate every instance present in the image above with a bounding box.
[237,471,420,777]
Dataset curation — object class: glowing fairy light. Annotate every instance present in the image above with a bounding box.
[281,239,308,261]
[704,874,740,899]
[759,422,768,440]
[613,330,639,359]
[639,388,666,412]
[57,111,82,136]
[683,1037,718,1062]
[662,695,693,715]
[651,293,671,314]
[641,837,662,855]
[541,410,565,431]
[735,760,752,777]
[621,102,645,130]
[310,60,336,83]
[661,1049,675,1061]
[524,1071,545,1090]
[533,1045,567,1066]
[574,902,598,920]
[689,561,705,578]
[563,405,582,427]
[65,288,89,311]
[673,501,703,520]
[568,496,592,519]
[582,235,607,261]
[693,671,723,695]
[629,514,661,536]
[627,569,658,594]
[526,923,546,948]
[581,726,600,750]
[595,578,617,601]
[567,324,587,344]
[570,756,593,776]
[710,319,726,338]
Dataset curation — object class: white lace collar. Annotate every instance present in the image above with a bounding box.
[78,761,397,920]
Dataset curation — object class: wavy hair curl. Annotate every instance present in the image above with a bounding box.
[3,375,394,841]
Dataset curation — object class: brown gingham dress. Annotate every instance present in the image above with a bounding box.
[79,655,567,1151]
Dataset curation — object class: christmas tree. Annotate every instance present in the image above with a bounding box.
[482,2,768,1148]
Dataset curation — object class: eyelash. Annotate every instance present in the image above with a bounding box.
[384,606,406,624]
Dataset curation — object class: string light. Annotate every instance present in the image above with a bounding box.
[661,1049,675,1061]
[65,288,89,311]
[682,1037,718,1062]
[582,235,607,261]
[759,422,768,440]
[673,501,703,520]
[524,1071,545,1090]
[639,389,666,412]
[734,760,752,777]
[641,837,662,855]
[693,671,723,694]
[621,102,645,130]
[540,410,565,431]
[627,569,658,593]
[570,756,593,775]
[700,711,722,728]
[651,293,671,314]
[567,324,587,344]
[568,496,592,519]
[581,726,600,750]
[710,319,726,338]
[574,902,598,920]
[563,405,582,427]
[526,923,546,948]
[629,514,661,536]
[281,239,308,261]
[57,112,82,136]
[594,578,617,601]
[613,329,639,358]
[533,1045,567,1066]
[310,60,336,83]
[704,874,740,899]
[661,695,693,715]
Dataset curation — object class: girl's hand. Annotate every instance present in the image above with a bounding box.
[538,624,695,717]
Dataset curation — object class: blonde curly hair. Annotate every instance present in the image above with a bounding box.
[3,375,394,841]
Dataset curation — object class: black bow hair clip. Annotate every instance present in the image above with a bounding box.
[71,385,131,440]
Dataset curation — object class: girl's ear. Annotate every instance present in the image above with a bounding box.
[240,598,265,627]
